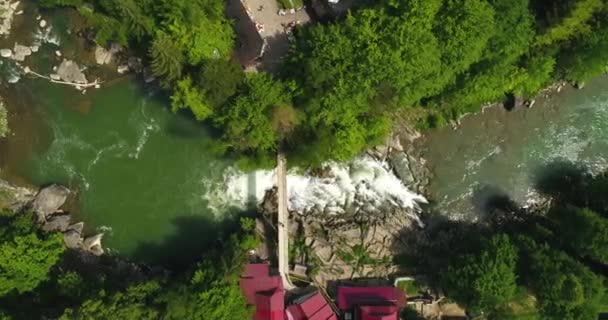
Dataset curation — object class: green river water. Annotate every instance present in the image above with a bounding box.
[0,76,241,265]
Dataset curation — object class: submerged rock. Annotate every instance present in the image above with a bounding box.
[32,184,70,222]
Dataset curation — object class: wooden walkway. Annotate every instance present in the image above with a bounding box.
[276,152,294,289]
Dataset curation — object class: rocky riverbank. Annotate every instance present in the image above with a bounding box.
[0,180,104,256]
[257,127,432,285]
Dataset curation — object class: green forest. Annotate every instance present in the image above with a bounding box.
[39,0,608,166]
[0,210,258,320]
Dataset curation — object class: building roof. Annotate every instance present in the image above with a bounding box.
[244,263,271,278]
[255,289,286,320]
[358,305,399,320]
[285,292,338,320]
[240,263,286,320]
[336,286,406,311]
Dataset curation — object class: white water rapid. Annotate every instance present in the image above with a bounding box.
[204,155,427,221]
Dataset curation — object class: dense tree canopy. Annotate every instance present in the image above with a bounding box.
[549,206,608,264]
[441,234,518,315]
[0,214,258,320]
[517,236,606,320]
[40,0,608,166]
[0,212,64,297]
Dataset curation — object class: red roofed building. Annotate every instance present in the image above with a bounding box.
[336,287,406,320]
[240,263,286,320]
[286,291,338,320]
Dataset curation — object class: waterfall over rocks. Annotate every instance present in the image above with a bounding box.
[205,155,427,224]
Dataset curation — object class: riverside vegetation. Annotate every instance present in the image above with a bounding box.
[40,0,608,165]
[0,0,607,319]
[40,0,608,166]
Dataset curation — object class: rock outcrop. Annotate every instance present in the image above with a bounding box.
[0,179,36,212]
[11,42,32,61]
[32,184,70,222]
[53,60,88,84]
[25,184,104,255]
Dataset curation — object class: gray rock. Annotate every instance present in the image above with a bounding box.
[67,222,84,234]
[0,179,36,213]
[390,152,415,186]
[30,45,39,53]
[94,44,122,65]
[42,214,71,232]
[39,19,47,28]
[11,43,31,61]
[117,64,129,74]
[63,230,83,249]
[56,60,87,84]
[83,233,104,256]
[50,74,61,81]
[0,49,11,57]
[32,184,70,222]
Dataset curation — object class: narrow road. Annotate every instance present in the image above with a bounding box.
[276,152,294,289]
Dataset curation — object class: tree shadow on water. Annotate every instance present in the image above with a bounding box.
[470,184,519,222]
[533,159,589,200]
[131,214,242,271]
[532,159,608,216]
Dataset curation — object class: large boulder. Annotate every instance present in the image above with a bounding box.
[56,60,87,84]
[63,230,83,249]
[83,233,104,256]
[32,184,70,222]
[94,44,122,65]
[42,214,71,232]
[12,43,32,61]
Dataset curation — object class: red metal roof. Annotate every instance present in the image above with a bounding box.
[240,263,286,320]
[285,292,338,320]
[358,305,399,320]
[243,263,271,278]
[255,289,285,320]
[336,287,406,311]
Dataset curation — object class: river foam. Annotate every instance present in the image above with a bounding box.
[204,155,427,219]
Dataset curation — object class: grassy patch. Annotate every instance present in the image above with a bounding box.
[277,0,303,10]
[396,278,423,296]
